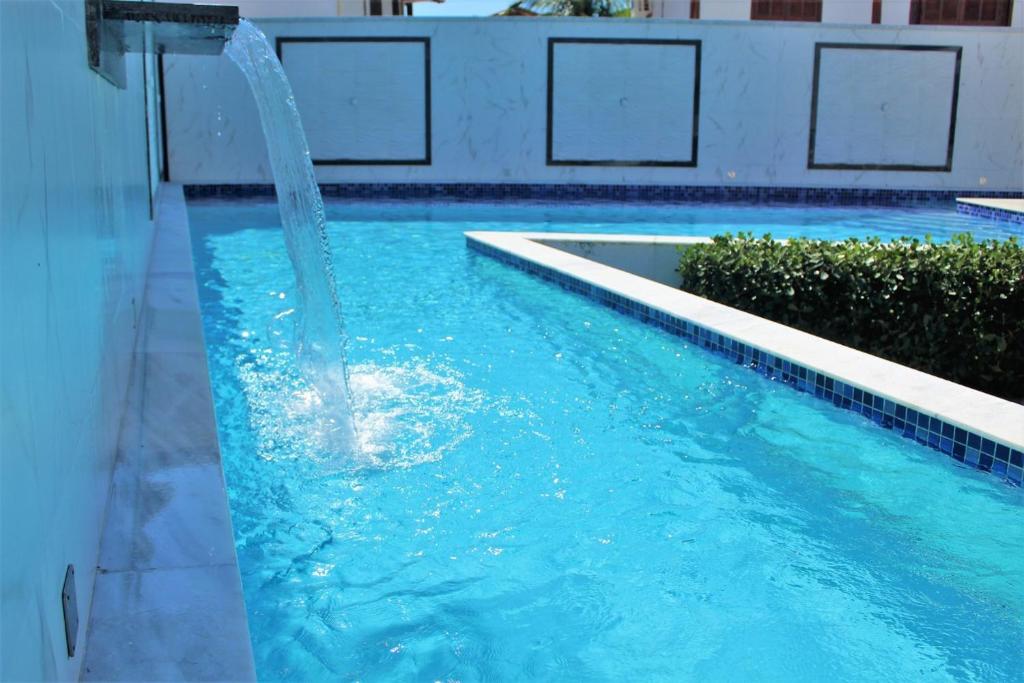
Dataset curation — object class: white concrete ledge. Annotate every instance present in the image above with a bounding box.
[82,185,256,681]
[955,198,1024,214]
[534,234,709,287]
[467,231,1024,475]
[956,198,1024,224]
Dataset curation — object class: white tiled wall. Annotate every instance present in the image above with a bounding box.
[0,1,155,680]
[164,17,1023,192]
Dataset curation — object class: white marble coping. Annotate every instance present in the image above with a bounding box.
[82,185,257,681]
[956,198,1024,214]
[532,234,712,246]
[467,231,1024,451]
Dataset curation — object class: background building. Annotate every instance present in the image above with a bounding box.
[635,0,1018,25]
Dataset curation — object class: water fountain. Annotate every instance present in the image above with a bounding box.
[225,20,357,452]
[87,2,357,452]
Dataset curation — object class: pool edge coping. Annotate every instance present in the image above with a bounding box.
[81,184,257,681]
[956,198,1024,224]
[466,230,1024,484]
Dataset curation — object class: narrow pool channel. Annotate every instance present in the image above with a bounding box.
[189,199,1023,681]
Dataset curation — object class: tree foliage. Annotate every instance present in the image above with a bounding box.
[503,0,633,16]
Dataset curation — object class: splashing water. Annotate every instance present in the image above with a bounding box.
[225,20,355,453]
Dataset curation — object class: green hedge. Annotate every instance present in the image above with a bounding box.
[677,233,1024,400]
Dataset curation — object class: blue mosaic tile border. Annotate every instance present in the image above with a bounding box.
[184,183,1024,207]
[467,236,1024,486]
[956,202,1024,224]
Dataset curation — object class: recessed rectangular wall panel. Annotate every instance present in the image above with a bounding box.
[277,37,430,165]
[809,43,961,171]
[547,38,701,167]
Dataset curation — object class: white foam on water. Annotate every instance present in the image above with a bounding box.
[347,362,486,470]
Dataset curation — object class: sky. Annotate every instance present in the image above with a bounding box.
[412,0,517,16]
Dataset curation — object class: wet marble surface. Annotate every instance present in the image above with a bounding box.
[82,185,256,682]
[84,565,252,682]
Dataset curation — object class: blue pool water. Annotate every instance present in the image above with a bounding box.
[189,201,1023,681]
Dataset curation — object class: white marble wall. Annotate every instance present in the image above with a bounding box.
[0,1,155,680]
[165,17,1023,191]
[549,39,699,163]
[813,46,960,168]
[284,38,429,161]
[541,235,700,285]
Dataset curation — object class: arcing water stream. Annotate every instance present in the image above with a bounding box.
[225,20,356,452]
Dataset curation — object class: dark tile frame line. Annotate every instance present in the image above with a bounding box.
[275,36,432,166]
[808,43,963,172]
[466,236,1023,487]
[158,53,169,182]
[546,38,702,168]
[143,44,154,219]
[183,182,1024,207]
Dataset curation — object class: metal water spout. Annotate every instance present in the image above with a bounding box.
[86,0,239,87]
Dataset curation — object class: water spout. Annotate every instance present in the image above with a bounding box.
[225,19,357,454]
[86,0,239,87]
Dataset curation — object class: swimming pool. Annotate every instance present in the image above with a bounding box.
[188,200,1023,681]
